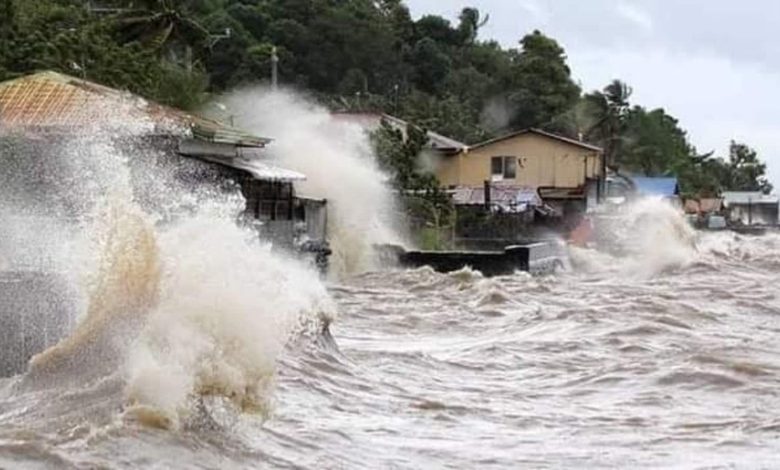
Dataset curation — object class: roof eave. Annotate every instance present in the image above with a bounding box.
[467,128,603,153]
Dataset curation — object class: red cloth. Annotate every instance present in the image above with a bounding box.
[569,218,593,247]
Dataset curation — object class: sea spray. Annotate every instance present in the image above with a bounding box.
[570,197,697,276]
[210,88,405,277]
[3,105,335,427]
[124,212,332,429]
[28,196,161,377]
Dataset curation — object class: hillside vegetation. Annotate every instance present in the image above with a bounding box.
[0,0,771,195]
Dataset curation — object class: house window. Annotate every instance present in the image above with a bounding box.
[504,157,517,179]
[491,156,517,180]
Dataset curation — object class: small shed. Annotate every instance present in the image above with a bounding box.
[722,192,779,226]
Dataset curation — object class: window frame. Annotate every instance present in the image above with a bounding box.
[491,156,504,178]
[490,156,518,180]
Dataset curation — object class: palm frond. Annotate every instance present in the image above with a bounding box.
[149,21,173,50]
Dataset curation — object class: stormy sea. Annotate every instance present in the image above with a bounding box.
[1,96,779,470]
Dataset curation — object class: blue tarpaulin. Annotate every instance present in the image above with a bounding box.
[631,177,680,197]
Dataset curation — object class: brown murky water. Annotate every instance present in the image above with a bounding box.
[1,103,778,468]
[2,228,779,469]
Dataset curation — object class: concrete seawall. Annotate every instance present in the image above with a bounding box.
[378,242,565,276]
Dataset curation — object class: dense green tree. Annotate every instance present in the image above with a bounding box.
[676,151,725,197]
[0,0,207,109]
[507,30,581,130]
[722,141,773,194]
[620,106,692,176]
[409,37,451,93]
[1,0,773,196]
[0,0,14,37]
[675,142,772,197]
[114,0,210,68]
[0,0,16,77]
[414,14,460,46]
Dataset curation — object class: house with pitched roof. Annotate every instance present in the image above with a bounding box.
[0,71,329,264]
[435,128,604,216]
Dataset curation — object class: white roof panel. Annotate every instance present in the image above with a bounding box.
[722,192,779,205]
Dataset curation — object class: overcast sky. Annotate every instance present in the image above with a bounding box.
[405,0,780,187]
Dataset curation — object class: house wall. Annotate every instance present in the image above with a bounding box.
[436,133,601,190]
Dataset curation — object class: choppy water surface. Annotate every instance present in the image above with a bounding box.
[2,229,780,469]
[1,100,778,469]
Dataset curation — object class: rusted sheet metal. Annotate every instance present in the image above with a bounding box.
[0,71,268,147]
[0,71,167,130]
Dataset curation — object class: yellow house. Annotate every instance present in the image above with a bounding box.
[436,128,603,201]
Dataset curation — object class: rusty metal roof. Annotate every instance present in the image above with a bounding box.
[0,71,269,147]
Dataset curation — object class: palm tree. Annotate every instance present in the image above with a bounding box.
[457,7,489,45]
[584,79,632,168]
[114,0,209,69]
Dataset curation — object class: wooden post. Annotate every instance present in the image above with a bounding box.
[271,46,279,89]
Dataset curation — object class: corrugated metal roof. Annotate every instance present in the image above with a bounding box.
[194,154,306,182]
[722,191,779,205]
[0,71,269,147]
[380,114,467,151]
[631,177,680,197]
[332,112,467,152]
[231,158,306,182]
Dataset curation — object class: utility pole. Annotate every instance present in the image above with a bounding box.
[271,46,279,90]
[393,83,399,115]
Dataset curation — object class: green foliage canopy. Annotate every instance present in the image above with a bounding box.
[0,0,772,196]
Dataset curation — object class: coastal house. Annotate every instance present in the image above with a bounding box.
[435,128,604,216]
[722,192,779,226]
[0,71,328,262]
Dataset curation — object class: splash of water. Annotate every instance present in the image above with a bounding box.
[210,88,404,278]
[28,197,160,377]
[125,212,332,429]
[570,197,697,277]
[3,107,334,429]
